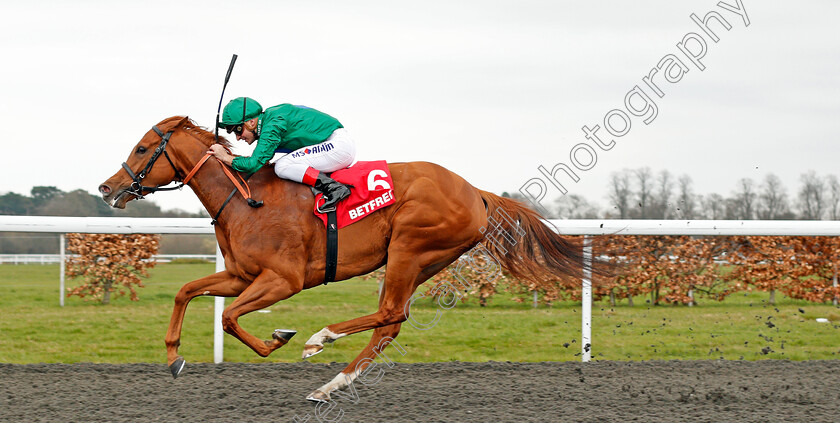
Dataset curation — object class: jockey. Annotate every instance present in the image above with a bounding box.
[208,97,354,211]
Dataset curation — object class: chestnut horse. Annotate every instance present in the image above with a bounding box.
[99,116,586,402]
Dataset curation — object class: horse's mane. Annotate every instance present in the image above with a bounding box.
[170,116,233,149]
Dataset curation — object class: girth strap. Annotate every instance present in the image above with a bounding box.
[325,209,338,283]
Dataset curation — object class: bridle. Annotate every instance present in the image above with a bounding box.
[121,126,184,199]
[121,123,263,221]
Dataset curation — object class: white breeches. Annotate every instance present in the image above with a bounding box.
[271,128,356,182]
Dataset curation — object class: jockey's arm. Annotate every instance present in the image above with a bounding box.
[227,114,287,173]
[230,135,282,173]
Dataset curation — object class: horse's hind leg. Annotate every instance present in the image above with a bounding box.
[306,323,403,403]
[301,255,423,358]
[303,248,460,359]
[301,238,472,400]
[166,271,249,378]
[220,269,303,357]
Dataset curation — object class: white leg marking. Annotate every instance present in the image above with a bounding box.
[317,369,361,397]
[306,327,346,347]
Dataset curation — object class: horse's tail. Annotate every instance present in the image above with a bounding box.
[477,190,594,283]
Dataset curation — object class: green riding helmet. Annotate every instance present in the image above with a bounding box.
[219,97,263,127]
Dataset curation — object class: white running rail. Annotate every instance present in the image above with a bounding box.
[4,215,840,363]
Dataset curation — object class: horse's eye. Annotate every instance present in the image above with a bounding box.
[136,146,147,154]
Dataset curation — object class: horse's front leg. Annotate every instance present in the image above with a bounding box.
[220,269,303,357]
[165,271,249,378]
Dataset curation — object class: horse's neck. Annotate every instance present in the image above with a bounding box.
[187,160,238,219]
[171,139,240,220]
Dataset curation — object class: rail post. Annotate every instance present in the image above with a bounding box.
[59,234,65,307]
[582,235,592,362]
[214,243,225,363]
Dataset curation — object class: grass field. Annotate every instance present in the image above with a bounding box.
[1,263,839,364]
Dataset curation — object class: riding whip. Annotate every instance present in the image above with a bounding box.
[214,54,238,143]
[212,54,263,209]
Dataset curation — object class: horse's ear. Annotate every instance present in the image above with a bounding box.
[164,116,191,133]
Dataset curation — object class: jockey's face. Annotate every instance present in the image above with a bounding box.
[236,126,256,144]
[230,118,258,144]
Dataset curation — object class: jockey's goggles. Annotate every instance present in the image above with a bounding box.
[224,125,244,136]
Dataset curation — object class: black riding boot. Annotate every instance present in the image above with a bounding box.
[314,172,351,211]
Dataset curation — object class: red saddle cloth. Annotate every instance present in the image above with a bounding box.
[314,160,396,229]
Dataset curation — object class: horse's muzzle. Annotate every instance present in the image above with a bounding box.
[98,181,131,209]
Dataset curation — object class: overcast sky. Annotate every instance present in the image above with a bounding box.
[1,0,838,214]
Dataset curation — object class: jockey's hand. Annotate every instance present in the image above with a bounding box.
[208,144,234,166]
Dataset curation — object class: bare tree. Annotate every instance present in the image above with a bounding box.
[554,194,600,219]
[826,175,840,220]
[675,175,698,219]
[756,173,790,220]
[724,197,741,220]
[701,193,726,219]
[798,171,826,220]
[651,170,674,219]
[731,178,757,220]
[632,167,653,219]
[607,170,632,219]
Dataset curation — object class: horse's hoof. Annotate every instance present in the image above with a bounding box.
[169,357,186,379]
[302,344,323,359]
[306,390,330,403]
[273,329,297,342]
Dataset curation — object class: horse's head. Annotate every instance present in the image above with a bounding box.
[99,116,191,209]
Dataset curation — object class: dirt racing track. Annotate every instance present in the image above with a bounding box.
[1,360,839,422]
